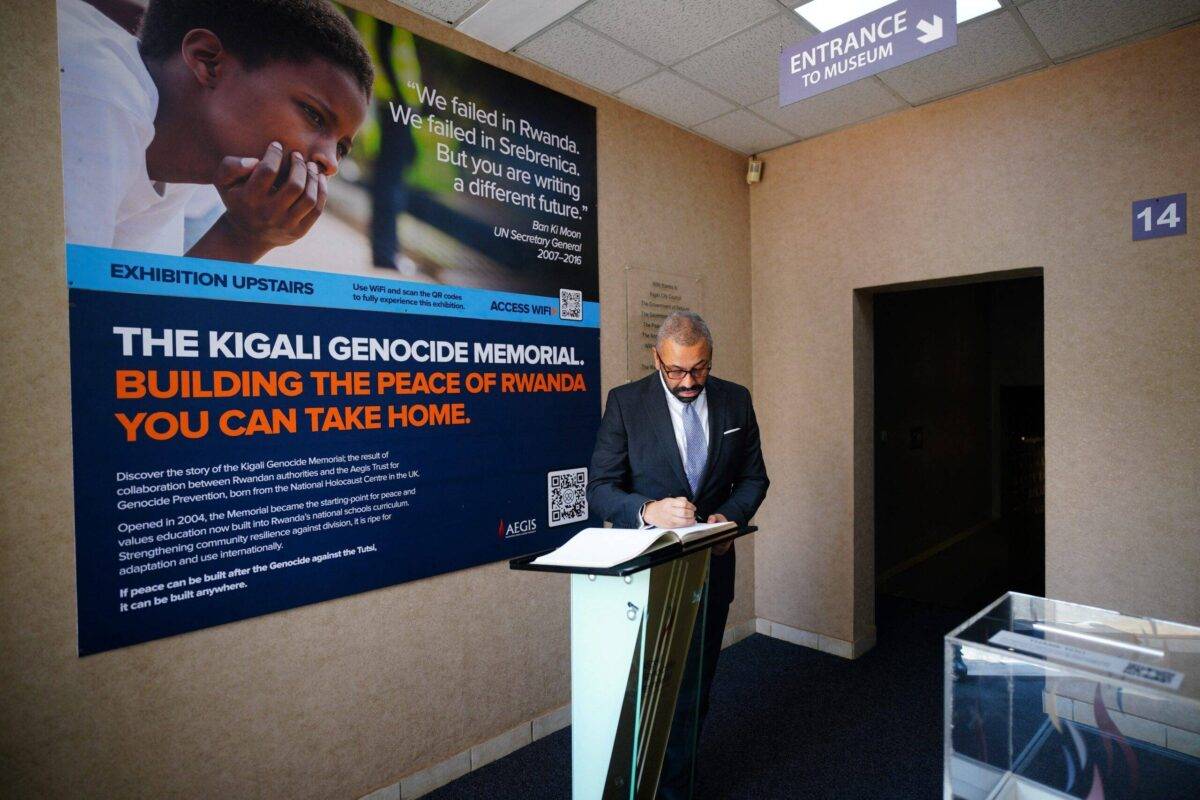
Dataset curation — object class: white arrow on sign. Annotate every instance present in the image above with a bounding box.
[916,14,944,43]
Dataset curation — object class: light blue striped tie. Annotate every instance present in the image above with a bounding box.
[683,401,707,496]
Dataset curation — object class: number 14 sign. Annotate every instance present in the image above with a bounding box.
[1132,193,1187,241]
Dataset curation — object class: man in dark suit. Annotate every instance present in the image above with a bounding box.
[587,311,769,799]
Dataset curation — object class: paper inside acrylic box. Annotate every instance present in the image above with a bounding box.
[532,521,737,569]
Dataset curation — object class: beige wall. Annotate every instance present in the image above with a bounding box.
[6,0,1197,796]
[752,25,1200,646]
[0,1,752,797]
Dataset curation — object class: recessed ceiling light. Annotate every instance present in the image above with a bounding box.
[956,0,1004,24]
[794,0,1002,32]
[458,0,589,52]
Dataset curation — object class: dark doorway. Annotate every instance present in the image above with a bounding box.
[873,276,1044,611]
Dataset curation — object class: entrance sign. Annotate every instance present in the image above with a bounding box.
[780,0,956,106]
[1132,194,1187,240]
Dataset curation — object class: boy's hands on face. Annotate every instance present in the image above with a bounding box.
[188,141,328,263]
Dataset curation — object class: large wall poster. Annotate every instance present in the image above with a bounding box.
[57,0,598,655]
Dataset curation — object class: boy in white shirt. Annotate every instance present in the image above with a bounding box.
[58,0,373,262]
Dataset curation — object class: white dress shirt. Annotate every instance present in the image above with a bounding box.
[638,373,709,527]
[658,370,710,461]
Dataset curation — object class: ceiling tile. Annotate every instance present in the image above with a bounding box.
[573,0,781,65]
[750,79,907,139]
[674,13,817,106]
[878,10,1047,104]
[1017,0,1200,60]
[692,109,795,155]
[515,20,659,93]
[389,0,480,24]
[617,71,736,127]
[457,1,592,52]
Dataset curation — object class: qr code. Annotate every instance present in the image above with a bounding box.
[559,288,583,321]
[547,467,588,527]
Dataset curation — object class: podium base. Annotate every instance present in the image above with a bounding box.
[571,550,710,799]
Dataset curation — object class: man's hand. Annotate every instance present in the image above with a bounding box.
[188,141,327,263]
[643,497,697,529]
[708,513,732,555]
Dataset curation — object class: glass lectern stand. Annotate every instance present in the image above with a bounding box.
[512,526,755,800]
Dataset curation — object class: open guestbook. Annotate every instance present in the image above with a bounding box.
[531,521,736,569]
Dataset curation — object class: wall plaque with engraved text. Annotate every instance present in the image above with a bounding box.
[625,268,703,383]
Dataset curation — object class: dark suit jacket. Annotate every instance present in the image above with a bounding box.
[586,373,769,604]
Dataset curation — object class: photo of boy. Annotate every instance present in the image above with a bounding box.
[57,0,373,263]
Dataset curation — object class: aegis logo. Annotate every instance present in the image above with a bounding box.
[498,517,538,538]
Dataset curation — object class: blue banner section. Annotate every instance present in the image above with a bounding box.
[70,286,599,655]
[67,245,600,328]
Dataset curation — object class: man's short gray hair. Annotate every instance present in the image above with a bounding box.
[656,311,713,351]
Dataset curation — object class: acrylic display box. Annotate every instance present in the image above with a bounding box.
[945,592,1200,800]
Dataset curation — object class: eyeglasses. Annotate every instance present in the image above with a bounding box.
[655,349,711,381]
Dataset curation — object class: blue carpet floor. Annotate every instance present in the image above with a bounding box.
[425,596,966,799]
